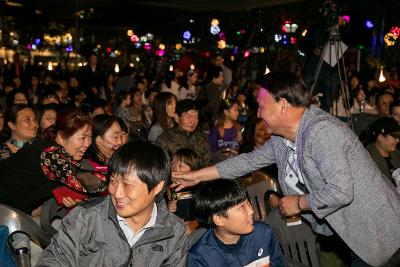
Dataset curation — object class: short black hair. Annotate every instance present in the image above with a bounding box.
[209,65,223,80]
[108,141,170,201]
[193,179,247,225]
[175,99,199,116]
[257,71,311,107]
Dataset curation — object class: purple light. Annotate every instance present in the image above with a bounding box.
[183,31,191,40]
[342,15,350,23]
[144,43,152,51]
[66,45,73,52]
[26,44,32,50]
[218,32,225,39]
[34,38,41,45]
[233,47,239,54]
[366,20,374,29]
[156,50,165,57]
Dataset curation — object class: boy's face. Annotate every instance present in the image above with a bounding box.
[214,200,254,237]
[108,171,164,223]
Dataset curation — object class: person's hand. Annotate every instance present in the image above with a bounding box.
[62,197,82,208]
[269,194,281,209]
[279,195,301,217]
[168,200,177,212]
[171,171,200,191]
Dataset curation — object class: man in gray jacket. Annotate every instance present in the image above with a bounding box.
[38,141,188,266]
[173,71,400,267]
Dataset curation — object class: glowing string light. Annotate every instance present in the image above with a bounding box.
[183,31,191,40]
[211,19,219,26]
[114,64,120,73]
[210,25,220,35]
[384,32,397,46]
[218,40,226,49]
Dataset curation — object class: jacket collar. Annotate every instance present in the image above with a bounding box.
[106,196,174,247]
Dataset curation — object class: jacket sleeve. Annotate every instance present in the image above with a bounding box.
[36,206,86,266]
[216,139,276,178]
[306,122,355,218]
[162,228,189,267]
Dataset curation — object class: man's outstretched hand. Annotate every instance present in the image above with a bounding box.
[171,171,200,191]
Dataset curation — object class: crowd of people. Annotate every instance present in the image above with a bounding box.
[0,47,399,266]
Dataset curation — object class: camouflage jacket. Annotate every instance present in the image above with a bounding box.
[156,126,212,168]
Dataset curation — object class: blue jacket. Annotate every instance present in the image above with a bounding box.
[188,222,285,267]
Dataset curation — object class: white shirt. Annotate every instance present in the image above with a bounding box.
[117,203,157,247]
[283,139,306,194]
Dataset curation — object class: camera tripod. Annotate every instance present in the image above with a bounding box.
[309,28,353,129]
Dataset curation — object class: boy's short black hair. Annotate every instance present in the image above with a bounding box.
[108,141,170,201]
[176,99,199,116]
[193,179,247,225]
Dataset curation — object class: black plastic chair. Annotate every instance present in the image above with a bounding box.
[266,208,320,267]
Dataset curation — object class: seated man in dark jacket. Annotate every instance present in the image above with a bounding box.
[156,99,212,168]
[37,141,188,266]
[188,179,284,267]
[366,117,400,185]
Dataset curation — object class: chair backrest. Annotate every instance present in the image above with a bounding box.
[266,208,320,267]
[40,198,68,236]
[0,204,51,248]
[238,170,281,221]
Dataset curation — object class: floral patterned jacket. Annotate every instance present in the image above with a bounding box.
[40,145,107,193]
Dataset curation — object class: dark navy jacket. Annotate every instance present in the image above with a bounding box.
[188,222,285,267]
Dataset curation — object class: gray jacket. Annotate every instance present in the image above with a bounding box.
[36,196,188,267]
[216,106,400,266]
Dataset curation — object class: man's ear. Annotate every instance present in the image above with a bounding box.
[279,98,290,113]
[212,214,226,227]
[152,180,165,196]
[7,121,16,131]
